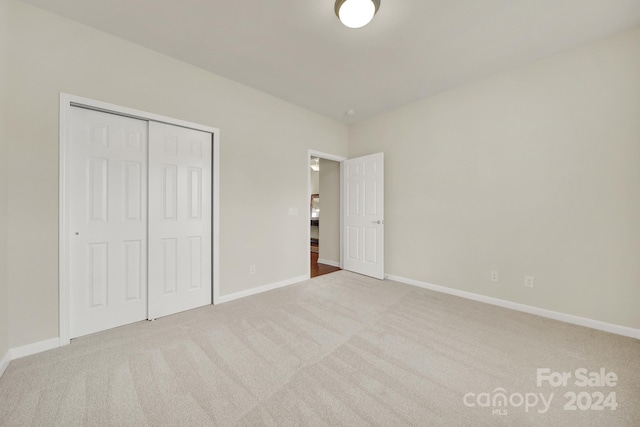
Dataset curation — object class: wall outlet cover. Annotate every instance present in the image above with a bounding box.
[525,275,535,288]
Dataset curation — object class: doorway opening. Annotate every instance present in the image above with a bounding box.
[306,150,385,280]
[308,151,345,278]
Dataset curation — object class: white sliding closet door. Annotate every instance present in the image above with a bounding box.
[148,122,212,319]
[68,107,148,338]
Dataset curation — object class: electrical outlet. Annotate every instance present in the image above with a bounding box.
[288,207,298,216]
[491,270,499,282]
[524,276,535,288]
[249,264,256,275]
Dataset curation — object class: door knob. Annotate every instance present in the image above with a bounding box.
[372,220,382,224]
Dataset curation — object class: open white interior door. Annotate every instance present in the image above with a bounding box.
[342,152,384,279]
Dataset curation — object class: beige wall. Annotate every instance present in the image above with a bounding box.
[0,0,9,359]
[350,28,640,330]
[5,0,348,348]
[318,159,340,264]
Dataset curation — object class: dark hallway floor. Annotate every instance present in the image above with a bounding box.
[310,251,341,278]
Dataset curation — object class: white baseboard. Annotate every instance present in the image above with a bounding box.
[0,350,10,378]
[10,337,60,360]
[1,274,635,381]
[387,274,640,340]
[317,258,341,268]
[216,275,308,304]
[0,337,61,379]
[0,275,310,377]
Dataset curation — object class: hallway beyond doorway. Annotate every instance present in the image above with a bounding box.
[310,251,340,278]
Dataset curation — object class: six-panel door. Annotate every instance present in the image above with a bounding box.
[69,107,149,338]
[147,121,212,319]
[343,152,385,280]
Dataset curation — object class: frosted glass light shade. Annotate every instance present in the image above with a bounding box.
[335,0,380,29]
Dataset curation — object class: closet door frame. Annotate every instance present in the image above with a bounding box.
[59,93,220,346]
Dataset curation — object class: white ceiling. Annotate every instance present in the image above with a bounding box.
[21,0,640,123]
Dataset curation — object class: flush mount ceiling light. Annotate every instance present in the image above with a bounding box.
[335,0,381,29]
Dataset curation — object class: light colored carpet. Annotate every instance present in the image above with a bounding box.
[1,271,638,426]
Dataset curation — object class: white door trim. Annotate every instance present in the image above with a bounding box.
[307,150,347,278]
[59,93,221,345]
